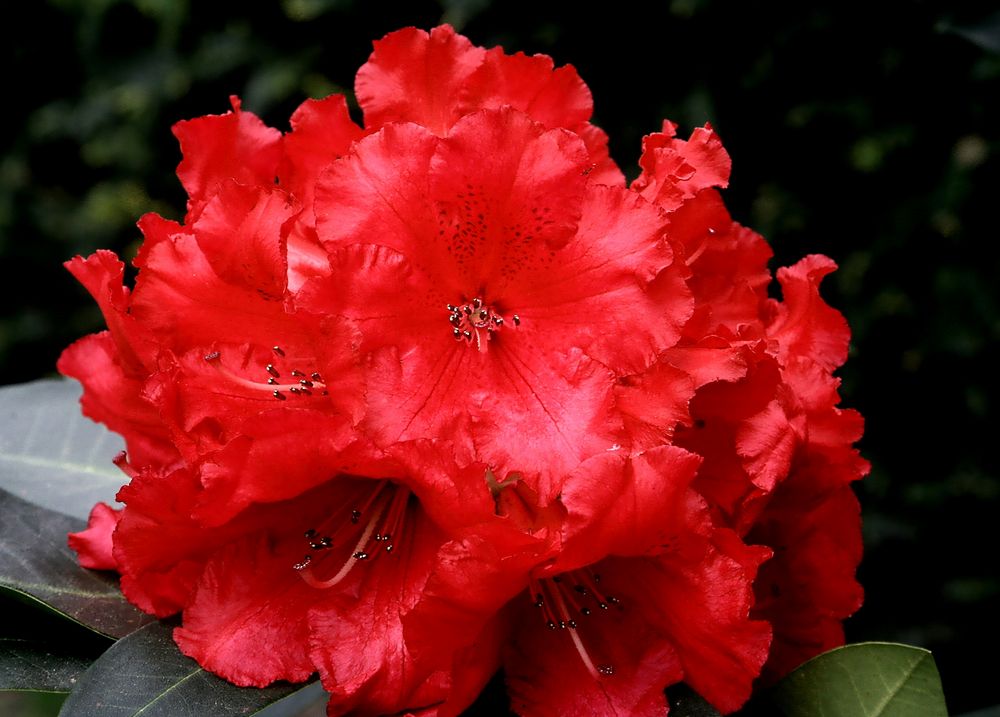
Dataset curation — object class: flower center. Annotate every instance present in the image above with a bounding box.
[293,480,411,590]
[204,345,328,402]
[529,569,621,679]
[446,298,518,352]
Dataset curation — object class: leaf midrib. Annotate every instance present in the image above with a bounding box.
[131,666,203,717]
[1,579,125,601]
[867,653,927,717]
[0,452,120,480]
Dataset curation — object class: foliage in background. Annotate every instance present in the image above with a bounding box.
[2,0,998,712]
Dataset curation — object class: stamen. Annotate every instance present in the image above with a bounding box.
[293,555,312,570]
[202,348,328,402]
[296,482,412,590]
[549,580,602,680]
[445,298,517,352]
[299,499,387,589]
[528,568,620,680]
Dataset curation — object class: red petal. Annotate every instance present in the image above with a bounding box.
[173,96,282,221]
[666,190,773,339]
[625,497,771,712]
[614,360,696,449]
[387,441,515,536]
[690,351,781,421]
[63,251,152,373]
[174,535,316,686]
[68,502,121,571]
[394,444,557,674]
[680,352,785,529]
[130,229,303,351]
[192,181,294,299]
[356,25,485,135]
[400,536,539,702]
[736,400,800,493]
[781,357,868,482]
[552,446,702,571]
[315,109,588,297]
[466,46,592,130]
[577,123,626,186]
[661,338,749,389]
[434,617,508,717]
[429,108,588,289]
[507,184,691,375]
[193,408,367,526]
[57,333,175,467]
[765,255,851,371]
[749,480,863,681]
[633,123,731,212]
[307,508,451,714]
[471,44,624,183]
[280,94,364,211]
[114,466,221,617]
[355,25,623,183]
[313,120,437,255]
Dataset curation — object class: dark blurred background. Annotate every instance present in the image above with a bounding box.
[2,0,998,714]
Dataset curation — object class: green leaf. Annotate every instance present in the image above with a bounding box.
[0,488,154,638]
[768,642,948,717]
[58,621,319,717]
[0,594,109,692]
[0,379,124,521]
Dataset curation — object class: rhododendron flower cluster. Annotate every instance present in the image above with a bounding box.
[62,25,866,717]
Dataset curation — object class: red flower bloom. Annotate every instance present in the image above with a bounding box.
[303,105,692,501]
[60,22,866,717]
[498,448,771,717]
[85,448,542,714]
[630,121,868,680]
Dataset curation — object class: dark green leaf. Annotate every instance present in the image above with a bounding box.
[768,642,948,717]
[59,621,318,717]
[0,638,95,693]
[0,593,109,692]
[0,379,124,521]
[0,488,154,638]
[667,684,722,717]
[255,682,327,717]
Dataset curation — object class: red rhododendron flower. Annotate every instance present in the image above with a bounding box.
[95,448,548,715]
[304,106,692,501]
[497,449,771,716]
[61,22,865,717]
[630,119,868,680]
